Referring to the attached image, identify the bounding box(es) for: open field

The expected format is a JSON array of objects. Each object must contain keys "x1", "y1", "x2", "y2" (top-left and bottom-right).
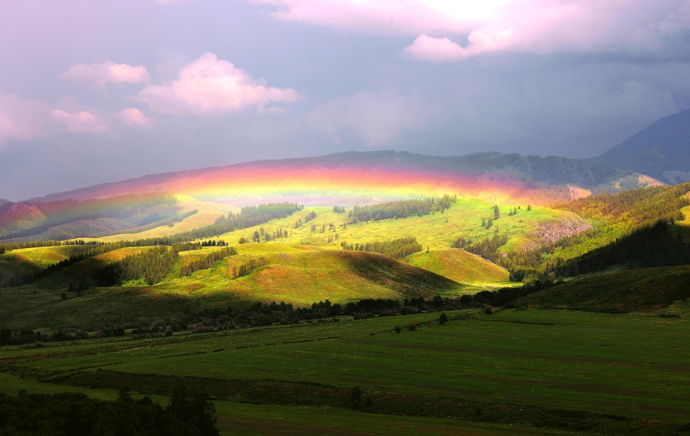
[{"x1": 1, "y1": 309, "x2": 689, "y2": 435}]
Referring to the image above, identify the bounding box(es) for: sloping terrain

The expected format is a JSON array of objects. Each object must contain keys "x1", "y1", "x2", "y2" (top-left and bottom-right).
[
  {"x1": 408, "y1": 249, "x2": 509, "y2": 284},
  {"x1": 29, "y1": 151, "x2": 643, "y2": 207},
  {"x1": 517, "y1": 265, "x2": 690, "y2": 312},
  {"x1": 588, "y1": 107, "x2": 690, "y2": 184}
]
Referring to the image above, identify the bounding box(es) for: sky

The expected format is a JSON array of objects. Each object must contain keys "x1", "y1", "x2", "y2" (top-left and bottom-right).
[{"x1": 1, "y1": 0, "x2": 690, "y2": 201}]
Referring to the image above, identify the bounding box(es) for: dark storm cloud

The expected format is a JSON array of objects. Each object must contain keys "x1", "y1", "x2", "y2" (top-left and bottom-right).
[{"x1": 1, "y1": 0, "x2": 689, "y2": 200}]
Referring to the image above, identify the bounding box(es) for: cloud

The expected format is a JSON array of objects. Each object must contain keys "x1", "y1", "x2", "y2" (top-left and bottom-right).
[
  {"x1": 50, "y1": 109, "x2": 109, "y2": 134},
  {"x1": 307, "y1": 92, "x2": 439, "y2": 146},
  {"x1": 0, "y1": 91, "x2": 51, "y2": 145},
  {"x1": 114, "y1": 108, "x2": 154, "y2": 129},
  {"x1": 60, "y1": 61, "x2": 151, "y2": 86},
  {"x1": 255, "y1": 0, "x2": 690, "y2": 60},
  {"x1": 134, "y1": 53, "x2": 301, "y2": 116}
]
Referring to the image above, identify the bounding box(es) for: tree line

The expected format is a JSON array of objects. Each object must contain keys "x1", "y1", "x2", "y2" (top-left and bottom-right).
[
  {"x1": 180, "y1": 247, "x2": 238, "y2": 277},
  {"x1": 97, "y1": 246, "x2": 178, "y2": 286},
  {"x1": 348, "y1": 195, "x2": 456, "y2": 223},
  {"x1": 0, "y1": 388, "x2": 219, "y2": 436},
  {"x1": 340, "y1": 236, "x2": 422, "y2": 259}
]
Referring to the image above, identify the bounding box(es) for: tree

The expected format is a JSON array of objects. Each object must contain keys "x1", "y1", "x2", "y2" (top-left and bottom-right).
[
  {"x1": 166, "y1": 388, "x2": 220, "y2": 436},
  {"x1": 60, "y1": 292, "x2": 67, "y2": 301},
  {"x1": 439, "y1": 312, "x2": 448, "y2": 325},
  {"x1": 351, "y1": 386, "x2": 362, "y2": 405},
  {"x1": 493, "y1": 205, "x2": 500, "y2": 220}
]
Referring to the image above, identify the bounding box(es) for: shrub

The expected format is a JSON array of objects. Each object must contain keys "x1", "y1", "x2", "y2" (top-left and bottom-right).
[
  {"x1": 439, "y1": 313, "x2": 448, "y2": 325},
  {"x1": 351, "y1": 386, "x2": 362, "y2": 404},
  {"x1": 394, "y1": 326, "x2": 401, "y2": 333},
  {"x1": 484, "y1": 306, "x2": 494, "y2": 315},
  {"x1": 406, "y1": 323, "x2": 417, "y2": 331}
]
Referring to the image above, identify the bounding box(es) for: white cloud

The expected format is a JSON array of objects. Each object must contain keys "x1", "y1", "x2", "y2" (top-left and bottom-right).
[
  {"x1": 134, "y1": 53, "x2": 301, "y2": 116},
  {"x1": 0, "y1": 91, "x2": 51, "y2": 145},
  {"x1": 254, "y1": 0, "x2": 690, "y2": 60},
  {"x1": 50, "y1": 109, "x2": 109, "y2": 134},
  {"x1": 307, "y1": 92, "x2": 439, "y2": 146},
  {"x1": 113, "y1": 108, "x2": 154, "y2": 129},
  {"x1": 60, "y1": 61, "x2": 151, "y2": 86}
]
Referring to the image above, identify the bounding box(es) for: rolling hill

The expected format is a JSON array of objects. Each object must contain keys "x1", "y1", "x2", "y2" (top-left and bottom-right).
[
  {"x1": 588, "y1": 107, "x2": 690, "y2": 184},
  {"x1": 0, "y1": 151, "x2": 659, "y2": 244}
]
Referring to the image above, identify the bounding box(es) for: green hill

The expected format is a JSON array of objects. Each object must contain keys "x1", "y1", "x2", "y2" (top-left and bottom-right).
[
  {"x1": 516, "y1": 265, "x2": 690, "y2": 313},
  {"x1": 408, "y1": 249, "x2": 509, "y2": 284}
]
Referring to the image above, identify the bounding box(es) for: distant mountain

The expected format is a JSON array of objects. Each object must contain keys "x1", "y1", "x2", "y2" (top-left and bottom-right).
[
  {"x1": 1, "y1": 151, "x2": 656, "y2": 241},
  {"x1": 32, "y1": 151, "x2": 644, "y2": 205},
  {"x1": 588, "y1": 108, "x2": 690, "y2": 184},
  {"x1": 0, "y1": 198, "x2": 9, "y2": 206}
]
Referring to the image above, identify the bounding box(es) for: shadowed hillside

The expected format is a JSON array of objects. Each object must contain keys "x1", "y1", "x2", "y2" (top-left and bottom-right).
[
  {"x1": 516, "y1": 265, "x2": 690, "y2": 313},
  {"x1": 588, "y1": 107, "x2": 690, "y2": 184}
]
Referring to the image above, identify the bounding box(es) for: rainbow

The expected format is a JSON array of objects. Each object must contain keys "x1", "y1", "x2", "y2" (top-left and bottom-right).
[{"x1": 37, "y1": 159, "x2": 571, "y2": 207}]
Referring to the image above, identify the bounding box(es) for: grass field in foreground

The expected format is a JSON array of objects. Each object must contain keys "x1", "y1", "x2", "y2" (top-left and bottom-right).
[
  {"x1": 2, "y1": 309, "x2": 689, "y2": 429},
  {"x1": 0, "y1": 374, "x2": 560, "y2": 436}
]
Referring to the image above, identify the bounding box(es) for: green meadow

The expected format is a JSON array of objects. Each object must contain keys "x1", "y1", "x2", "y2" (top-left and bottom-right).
[{"x1": 1, "y1": 309, "x2": 689, "y2": 435}]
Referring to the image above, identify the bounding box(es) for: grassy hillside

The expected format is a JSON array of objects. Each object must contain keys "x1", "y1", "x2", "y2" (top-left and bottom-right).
[
  {"x1": 0, "y1": 245, "x2": 460, "y2": 329},
  {"x1": 1, "y1": 310, "x2": 690, "y2": 435},
  {"x1": 408, "y1": 249, "x2": 509, "y2": 284},
  {"x1": 211, "y1": 200, "x2": 566, "y2": 253},
  {"x1": 517, "y1": 265, "x2": 690, "y2": 313}
]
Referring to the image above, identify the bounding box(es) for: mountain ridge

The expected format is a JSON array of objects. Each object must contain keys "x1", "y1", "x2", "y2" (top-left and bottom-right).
[{"x1": 588, "y1": 107, "x2": 690, "y2": 184}]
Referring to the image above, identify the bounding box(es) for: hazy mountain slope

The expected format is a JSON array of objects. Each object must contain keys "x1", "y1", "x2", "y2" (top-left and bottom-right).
[
  {"x1": 31, "y1": 151, "x2": 638, "y2": 206},
  {"x1": 588, "y1": 108, "x2": 690, "y2": 184}
]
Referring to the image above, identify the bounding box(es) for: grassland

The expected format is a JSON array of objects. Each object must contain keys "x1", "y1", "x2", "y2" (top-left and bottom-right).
[
  {"x1": 0, "y1": 244, "x2": 463, "y2": 329},
  {"x1": 517, "y1": 264, "x2": 690, "y2": 313},
  {"x1": 1, "y1": 309, "x2": 689, "y2": 435}
]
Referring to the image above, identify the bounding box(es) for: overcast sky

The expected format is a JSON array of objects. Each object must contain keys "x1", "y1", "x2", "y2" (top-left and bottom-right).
[{"x1": 1, "y1": 0, "x2": 690, "y2": 201}]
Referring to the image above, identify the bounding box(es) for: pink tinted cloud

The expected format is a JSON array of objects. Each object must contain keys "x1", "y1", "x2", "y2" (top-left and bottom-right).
[
  {"x1": 113, "y1": 108, "x2": 153, "y2": 129},
  {"x1": 50, "y1": 109, "x2": 109, "y2": 134},
  {"x1": 134, "y1": 53, "x2": 300, "y2": 116},
  {"x1": 60, "y1": 61, "x2": 151, "y2": 86},
  {"x1": 254, "y1": 0, "x2": 690, "y2": 60},
  {"x1": 0, "y1": 91, "x2": 51, "y2": 145}
]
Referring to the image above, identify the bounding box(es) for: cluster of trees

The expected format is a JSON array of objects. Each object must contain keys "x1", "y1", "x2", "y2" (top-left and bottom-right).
[
  {"x1": 97, "y1": 246, "x2": 178, "y2": 286},
  {"x1": 252, "y1": 227, "x2": 289, "y2": 242},
  {"x1": 0, "y1": 388, "x2": 219, "y2": 436},
  {"x1": 462, "y1": 234, "x2": 508, "y2": 262},
  {"x1": 180, "y1": 247, "x2": 238, "y2": 277},
  {"x1": 185, "y1": 289, "x2": 551, "y2": 332},
  {"x1": 233, "y1": 257, "x2": 268, "y2": 278},
  {"x1": 333, "y1": 206, "x2": 346, "y2": 213},
  {"x1": 0, "y1": 239, "x2": 63, "y2": 255},
  {"x1": 5, "y1": 202, "x2": 299, "y2": 286},
  {"x1": 304, "y1": 210, "x2": 317, "y2": 222},
  {"x1": 340, "y1": 236, "x2": 422, "y2": 259},
  {"x1": 454, "y1": 184, "x2": 690, "y2": 283},
  {"x1": 0, "y1": 328, "x2": 90, "y2": 346},
  {"x1": 348, "y1": 195, "x2": 456, "y2": 223},
  {"x1": 544, "y1": 221, "x2": 690, "y2": 277}
]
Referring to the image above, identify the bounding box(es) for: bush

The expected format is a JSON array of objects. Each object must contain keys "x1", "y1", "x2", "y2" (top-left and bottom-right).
[
  {"x1": 394, "y1": 326, "x2": 401, "y2": 333},
  {"x1": 406, "y1": 323, "x2": 417, "y2": 331},
  {"x1": 484, "y1": 306, "x2": 494, "y2": 315},
  {"x1": 439, "y1": 313, "x2": 448, "y2": 325}
]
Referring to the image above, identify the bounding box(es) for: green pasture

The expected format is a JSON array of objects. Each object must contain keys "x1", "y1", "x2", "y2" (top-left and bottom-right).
[
  {"x1": 210, "y1": 200, "x2": 564, "y2": 252},
  {"x1": 2, "y1": 309, "x2": 690, "y2": 428}
]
